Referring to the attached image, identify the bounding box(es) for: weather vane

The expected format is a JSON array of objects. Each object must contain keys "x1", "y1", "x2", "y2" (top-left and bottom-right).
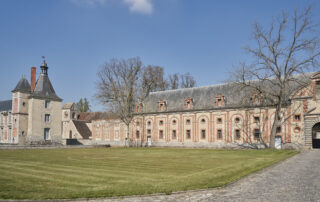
[{"x1": 42, "y1": 56, "x2": 46, "y2": 61}]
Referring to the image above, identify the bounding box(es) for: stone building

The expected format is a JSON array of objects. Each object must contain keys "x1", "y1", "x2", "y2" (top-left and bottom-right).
[
  {"x1": 0, "y1": 60, "x2": 63, "y2": 145},
  {"x1": 89, "y1": 72, "x2": 320, "y2": 149}
]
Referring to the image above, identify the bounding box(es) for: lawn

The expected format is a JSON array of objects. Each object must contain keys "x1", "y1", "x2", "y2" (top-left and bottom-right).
[{"x1": 0, "y1": 147, "x2": 297, "y2": 199}]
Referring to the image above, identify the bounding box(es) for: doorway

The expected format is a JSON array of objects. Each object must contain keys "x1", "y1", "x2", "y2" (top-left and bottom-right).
[{"x1": 312, "y1": 122, "x2": 320, "y2": 148}]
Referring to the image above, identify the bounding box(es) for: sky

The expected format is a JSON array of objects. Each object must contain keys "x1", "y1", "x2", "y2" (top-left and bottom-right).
[{"x1": 0, "y1": 0, "x2": 319, "y2": 111}]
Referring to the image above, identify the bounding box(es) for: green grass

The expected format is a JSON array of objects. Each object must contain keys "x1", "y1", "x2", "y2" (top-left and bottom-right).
[{"x1": 0, "y1": 147, "x2": 297, "y2": 199}]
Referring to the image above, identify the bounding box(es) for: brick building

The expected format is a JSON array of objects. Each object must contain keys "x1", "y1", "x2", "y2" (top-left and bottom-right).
[{"x1": 89, "y1": 72, "x2": 320, "y2": 149}]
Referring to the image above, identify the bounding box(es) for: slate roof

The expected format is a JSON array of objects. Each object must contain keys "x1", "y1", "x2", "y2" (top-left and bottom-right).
[
  {"x1": 73, "y1": 120, "x2": 91, "y2": 139},
  {"x1": 78, "y1": 112, "x2": 117, "y2": 122},
  {"x1": 0, "y1": 100, "x2": 12, "y2": 112},
  {"x1": 12, "y1": 77, "x2": 31, "y2": 93},
  {"x1": 32, "y1": 74, "x2": 62, "y2": 101},
  {"x1": 142, "y1": 73, "x2": 313, "y2": 113}
]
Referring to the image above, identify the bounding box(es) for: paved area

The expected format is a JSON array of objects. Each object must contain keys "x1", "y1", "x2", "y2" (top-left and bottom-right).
[{"x1": 83, "y1": 150, "x2": 320, "y2": 202}]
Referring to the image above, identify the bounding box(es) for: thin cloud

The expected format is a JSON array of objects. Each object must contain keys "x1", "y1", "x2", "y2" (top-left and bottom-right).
[
  {"x1": 124, "y1": 0, "x2": 153, "y2": 15},
  {"x1": 71, "y1": 0, "x2": 153, "y2": 15}
]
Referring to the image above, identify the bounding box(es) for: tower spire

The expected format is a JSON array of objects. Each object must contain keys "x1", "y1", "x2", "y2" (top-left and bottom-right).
[{"x1": 40, "y1": 56, "x2": 48, "y2": 75}]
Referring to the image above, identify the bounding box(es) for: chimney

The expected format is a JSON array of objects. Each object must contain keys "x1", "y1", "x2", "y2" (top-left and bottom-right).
[{"x1": 31, "y1": 67, "x2": 36, "y2": 91}]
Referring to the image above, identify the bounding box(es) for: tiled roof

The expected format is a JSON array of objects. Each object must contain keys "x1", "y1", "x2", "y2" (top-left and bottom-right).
[
  {"x1": 73, "y1": 120, "x2": 91, "y2": 139},
  {"x1": 12, "y1": 77, "x2": 31, "y2": 93},
  {"x1": 0, "y1": 100, "x2": 12, "y2": 112},
  {"x1": 78, "y1": 112, "x2": 117, "y2": 122},
  {"x1": 63, "y1": 102, "x2": 76, "y2": 109},
  {"x1": 32, "y1": 74, "x2": 62, "y2": 101}
]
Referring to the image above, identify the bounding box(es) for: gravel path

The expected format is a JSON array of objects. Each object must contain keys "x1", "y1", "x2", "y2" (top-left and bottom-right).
[{"x1": 84, "y1": 150, "x2": 320, "y2": 202}]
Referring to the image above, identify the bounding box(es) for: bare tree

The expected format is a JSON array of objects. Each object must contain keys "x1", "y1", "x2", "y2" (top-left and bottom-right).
[
  {"x1": 180, "y1": 72, "x2": 196, "y2": 88},
  {"x1": 142, "y1": 65, "x2": 168, "y2": 93},
  {"x1": 96, "y1": 57, "x2": 144, "y2": 146},
  {"x1": 168, "y1": 73, "x2": 180, "y2": 90},
  {"x1": 231, "y1": 6, "x2": 320, "y2": 148}
]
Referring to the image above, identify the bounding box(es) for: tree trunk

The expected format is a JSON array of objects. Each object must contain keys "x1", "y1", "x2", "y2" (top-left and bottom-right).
[
  {"x1": 270, "y1": 103, "x2": 281, "y2": 149},
  {"x1": 126, "y1": 124, "x2": 130, "y2": 147}
]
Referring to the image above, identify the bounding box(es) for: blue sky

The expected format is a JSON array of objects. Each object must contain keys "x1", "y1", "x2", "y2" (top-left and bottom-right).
[{"x1": 0, "y1": 0, "x2": 319, "y2": 111}]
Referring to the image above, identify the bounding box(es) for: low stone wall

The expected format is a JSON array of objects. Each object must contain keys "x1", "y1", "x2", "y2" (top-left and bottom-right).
[{"x1": 0, "y1": 144, "x2": 110, "y2": 150}]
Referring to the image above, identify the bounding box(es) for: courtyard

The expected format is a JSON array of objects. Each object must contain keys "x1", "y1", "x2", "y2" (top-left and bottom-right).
[{"x1": 0, "y1": 147, "x2": 297, "y2": 200}]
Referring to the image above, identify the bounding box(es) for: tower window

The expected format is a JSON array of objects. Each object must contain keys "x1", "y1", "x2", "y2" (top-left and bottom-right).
[
  {"x1": 44, "y1": 128, "x2": 50, "y2": 140},
  {"x1": 45, "y1": 100, "x2": 50, "y2": 108},
  {"x1": 45, "y1": 114, "x2": 50, "y2": 123}
]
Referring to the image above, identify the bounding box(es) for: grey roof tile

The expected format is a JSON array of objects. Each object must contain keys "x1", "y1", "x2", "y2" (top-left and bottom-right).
[
  {"x1": 12, "y1": 77, "x2": 31, "y2": 93},
  {"x1": 32, "y1": 75, "x2": 62, "y2": 101},
  {"x1": 0, "y1": 100, "x2": 12, "y2": 112}
]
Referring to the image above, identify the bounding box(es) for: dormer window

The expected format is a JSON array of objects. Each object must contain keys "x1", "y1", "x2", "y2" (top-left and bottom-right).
[
  {"x1": 251, "y1": 93, "x2": 261, "y2": 104},
  {"x1": 135, "y1": 103, "x2": 143, "y2": 113},
  {"x1": 185, "y1": 97, "x2": 193, "y2": 109},
  {"x1": 158, "y1": 100, "x2": 167, "y2": 112},
  {"x1": 215, "y1": 94, "x2": 225, "y2": 107}
]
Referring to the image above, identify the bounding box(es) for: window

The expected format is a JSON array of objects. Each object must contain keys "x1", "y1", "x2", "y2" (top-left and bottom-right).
[
  {"x1": 186, "y1": 130, "x2": 191, "y2": 139},
  {"x1": 235, "y1": 129, "x2": 240, "y2": 139},
  {"x1": 235, "y1": 117, "x2": 240, "y2": 123},
  {"x1": 136, "y1": 130, "x2": 140, "y2": 139},
  {"x1": 276, "y1": 126, "x2": 281, "y2": 133},
  {"x1": 136, "y1": 121, "x2": 140, "y2": 126},
  {"x1": 172, "y1": 130, "x2": 177, "y2": 139},
  {"x1": 185, "y1": 98, "x2": 193, "y2": 109},
  {"x1": 147, "y1": 129, "x2": 151, "y2": 134},
  {"x1": 159, "y1": 130, "x2": 163, "y2": 139},
  {"x1": 186, "y1": 119, "x2": 191, "y2": 125},
  {"x1": 254, "y1": 129, "x2": 260, "y2": 139},
  {"x1": 0, "y1": 127, "x2": 3, "y2": 140},
  {"x1": 44, "y1": 128, "x2": 50, "y2": 140},
  {"x1": 201, "y1": 129, "x2": 206, "y2": 139},
  {"x1": 21, "y1": 131, "x2": 25, "y2": 137},
  {"x1": 159, "y1": 120, "x2": 163, "y2": 126},
  {"x1": 201, "y1": 119, "x2": 206, "y2": 123},
  {"x1": 45, "y1": 100, "x2": 50, "y2": 108},
  {"x1": 22, "y1": 102, "x2": 26, "y2": 107},
  {"x1": 147, "y1": 121, "x2": 151, "y2": 126},
  {"x1": 69, "y1": 130, "x2": 72, "y2": 139},
  {"x1": 172, "y1": 120, "x2": 177, "y2": 125},
  {"x1": 217, "y1": 129, "x2": 222, "y2": 139},
  {"x1": 217, "y1": 118, "x2": 222, "y2": 124},
  {"x1": 72, "y1": 112, "x2": 76, "y2": 119},
  {"x1": 254, "y1": 116, "x2": 260, "y2": 123},
  {"x1": 316, "y1": 80, "x2": 320, "y2": 85},
  {"x1": 294, "y1": 115, "x2": 301, "y2": 121},
  {"x1": 45, "y1": 114, "x2": 50, "y2": 123}
]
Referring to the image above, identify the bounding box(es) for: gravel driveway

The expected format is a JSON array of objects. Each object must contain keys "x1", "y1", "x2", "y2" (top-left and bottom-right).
[{"x1": 86, "y1": 150, "x2": 320, "y2": 202}]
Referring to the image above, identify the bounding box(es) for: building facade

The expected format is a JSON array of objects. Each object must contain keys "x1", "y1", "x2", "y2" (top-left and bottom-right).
[
  {"x1": 0, "y1": 60, "x2": 63, "y2": 145},
  {"x1": 89, "y1": 72, "x2": 320, "y2": 149}
]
